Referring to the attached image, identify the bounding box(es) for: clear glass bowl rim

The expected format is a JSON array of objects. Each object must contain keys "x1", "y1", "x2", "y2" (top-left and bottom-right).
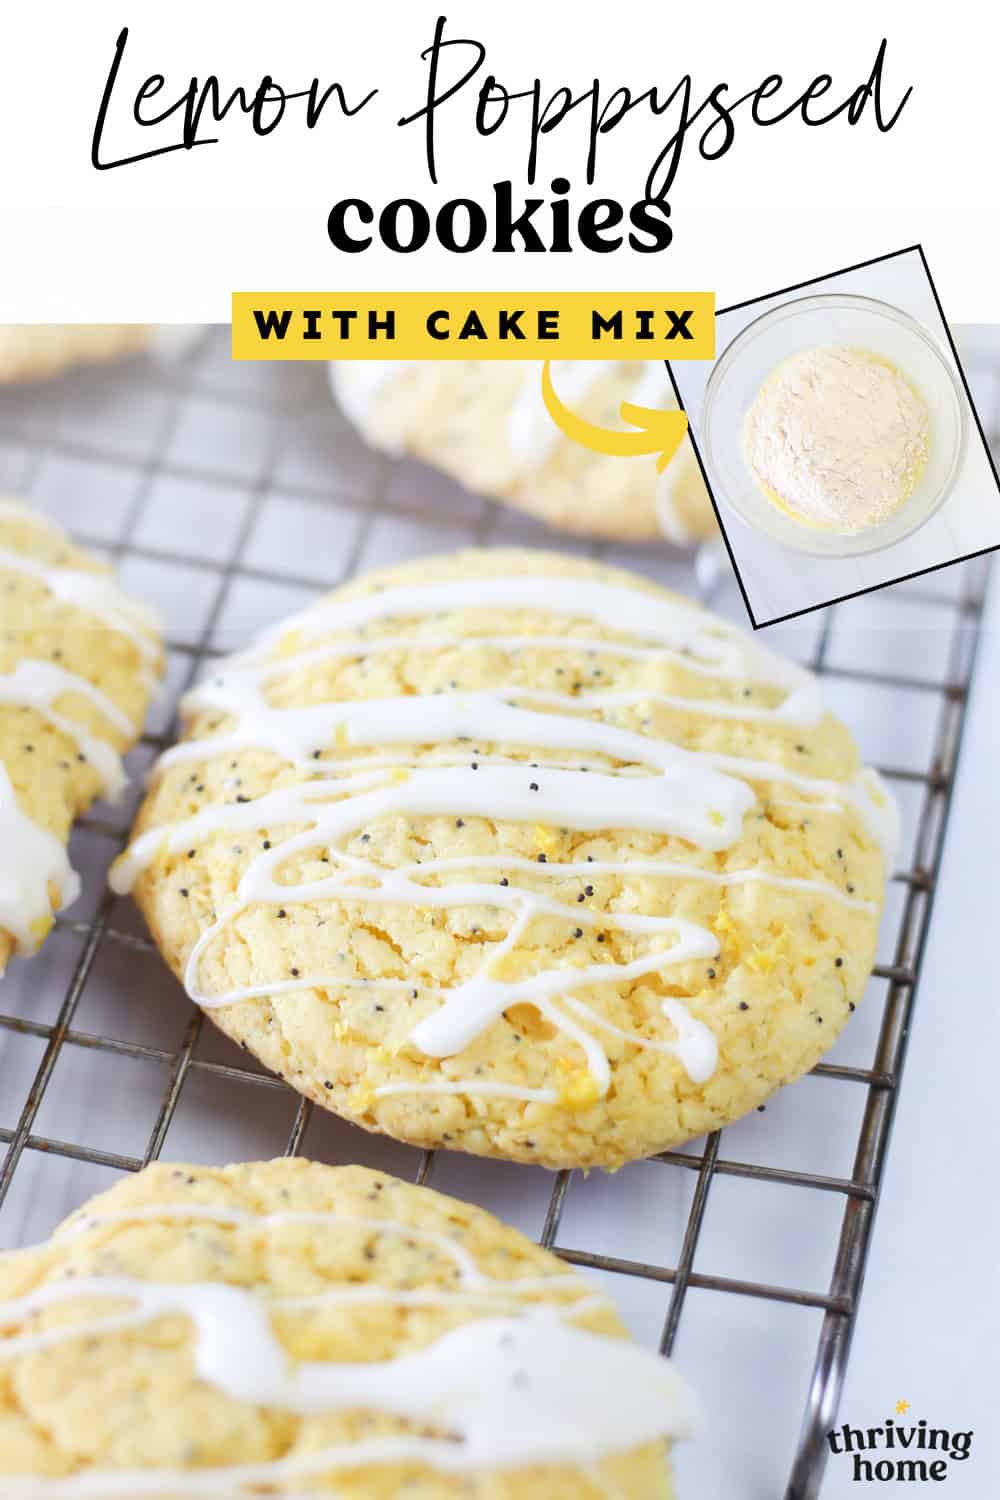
[{"x1": 699, "y1": 291, "x2": 969, "y2": 558}]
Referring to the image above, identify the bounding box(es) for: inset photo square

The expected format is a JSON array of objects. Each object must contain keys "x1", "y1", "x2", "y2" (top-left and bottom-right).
[{"x1": 672, "y1": 245, "x2": 1000, "y2": 628}]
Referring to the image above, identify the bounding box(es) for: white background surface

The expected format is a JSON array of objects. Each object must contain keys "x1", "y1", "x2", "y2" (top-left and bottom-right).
[
  {"x1": 0, "y1": 333, "x2": 995, "y2": 1497},
  {"x1": 1, "y1": 1, "x2": 1000, "y2": 319},
  {"x1": 836, "y1": 565, "x2": 1000, "y2": 1494},
  {"x1": 671, "y1": 249, "x2": 1000, "y2": 626}
]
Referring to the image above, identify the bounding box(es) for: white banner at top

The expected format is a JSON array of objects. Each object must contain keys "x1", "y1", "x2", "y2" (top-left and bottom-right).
[{"x1": 0, "y1": 0, "x2": 996, "y2": 320}]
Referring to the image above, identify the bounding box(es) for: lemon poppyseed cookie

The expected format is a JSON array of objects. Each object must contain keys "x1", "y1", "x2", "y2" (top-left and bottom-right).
[
  {"x1": 0, "y1": 1158, "x2": 699, "y2": 1495},
  {"x1": 330, "y1": 360, "x2": 716, "y2": 543},
  {"x1": 0, "y1": 325, "x2": 202, "y2": 384},
  {"x1": 111, "y1": 548, "x2": 896, "y2": 1169},
  {"x1": 0, "y1": 500, "x2": 163, "y2": 971}
]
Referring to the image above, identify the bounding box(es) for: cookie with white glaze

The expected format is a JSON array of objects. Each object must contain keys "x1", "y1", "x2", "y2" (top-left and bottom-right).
[
  {"x1": 0, "y1": 326, "x2": 201, "y2": 384},
  {"x1": 330, "y1": 360, "x2": 716, "y2": 542},
  {"x1": 112, "y1": 549, "x2": 895, "y2": 1169},
  {"x1": 0, "y1": 500, "x2": 163, "y2": 972},
  {"x1": 0, "y1": 1157, "x2": 697, "y2": 1495}
]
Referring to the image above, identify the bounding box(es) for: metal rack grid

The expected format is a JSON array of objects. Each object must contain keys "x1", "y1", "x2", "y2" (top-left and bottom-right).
[{"x1": 0, "y1": 329, "x2": 992, "y2": 1499}]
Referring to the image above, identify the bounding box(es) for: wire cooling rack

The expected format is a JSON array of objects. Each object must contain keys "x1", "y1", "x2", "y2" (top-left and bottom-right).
[{"x1": 0, "y1": 329, "x2": 992, "y2": 1499}]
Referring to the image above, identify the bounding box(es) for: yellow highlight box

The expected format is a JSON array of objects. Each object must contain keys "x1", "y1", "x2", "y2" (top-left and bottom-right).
[{"x1": 231, "y1": 292, "x2": 714, "y2": 361}]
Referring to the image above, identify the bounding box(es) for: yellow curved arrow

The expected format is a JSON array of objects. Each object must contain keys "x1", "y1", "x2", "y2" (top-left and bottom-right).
[{"x1": 540, "y1": 360, "x2": 688, "y2": 473}]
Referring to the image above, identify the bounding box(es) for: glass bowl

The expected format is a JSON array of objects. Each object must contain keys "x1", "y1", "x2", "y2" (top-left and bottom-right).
[{"x1": 700, "y1": 294, "x2": 968, "y2": 558}]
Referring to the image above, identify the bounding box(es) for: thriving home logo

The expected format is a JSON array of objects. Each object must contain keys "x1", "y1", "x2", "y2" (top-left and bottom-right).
[{"x1": 827, "y1": 1404, "x2": 974, "y2": 1483}]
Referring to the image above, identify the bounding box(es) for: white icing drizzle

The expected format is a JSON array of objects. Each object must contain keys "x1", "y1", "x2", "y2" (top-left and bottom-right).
[
  {"x1": 0, "y1": 1198, "x2": 701, "y2": 1493},
  {"x1": 32, "y1": 1202, "x2": 582, "y2": 1293},
  {"x1": 409, "y1": 930, "x2": 717, "y2": 1075},
  {"x1": 329, "y1": 361, "x2": 676, "y2": 493},
  {"x1": 559, "y1": 991, "x2": 719, "y2": 1081},
  {"x1": 179, "y1": 657, "x2": 823, "y2": 756},
  {"x1": 329, "y1": 360, "x2": 414, "y2": 454},
  {"x1": 150, "y1": 324, "x2": 205, "y2": 362},
  {"x1": 508, "y1": 361, "x2": 609, "y2": 468},
  {"x1": 0, "y1": 1275, "x2": 605, "y2": 1351},
  {"x1": 0, "y1": 543, "x2": 162, "y2": 663},
  {"x1": 254, "y1": 573, "x2": 810, "y2": 697},
  {"x1": 508, "y1": 361, "x2": 672, "y2": 472},
  {"x1": 0, "y1": 657, "x2": 131, "y2": 945},
  {"x1": 0, "y1": 504, "x2": 161, "y2": 955},
  {"x1": 0, "y1": 660, "x2": 133, "y2": 800},
  {"x1": 328, "y1": 357, "x2": 710, "y2": 552},
  {"x1": 851, "y1": 765, "x2": 901, "y2": 870},
  {"x1": 56, "y1": 1203, "x2": 485, "y2": 1282},
  {"x1": 627, "y1": 362, "x2": 673, "y2": 413},
  {"x1": 2, "y1": 1301, "x2": 688, "y2": 1462},
  {"x1": 234, "y1": 630, "x2": 759, "y2": 679},
  {"x1": 112, "y1": 767, "x2": 726, "y2": 1086},
  {"x1": 386, "y1": 853, "x2": 878, "y2": 913},
  {"x1": 162, "y1": 682, "x2": 764, "y2": 825},
  {"x1": 693, "y1": 542, "x2": 724, "y2": 597},
  {"x1": 110, "y1": 570, "x2": 894, "y2": 1101},
  {"x1": 655, "y1": 440, "x2": 703, "y2": 544},
  {"x1": 129, "y1": 762, "x2": 751, "y2": 870},
  {"x1": 0, "y1": 763, "x2": 80, "y2": 952},
  {"x1": 705, "y1": 752, "x2": 899, "y2": 867}
]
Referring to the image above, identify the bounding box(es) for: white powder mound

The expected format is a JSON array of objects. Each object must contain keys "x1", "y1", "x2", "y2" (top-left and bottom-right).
[{"x1": 742, "y1": 346, "x2": 930, "y2": 532}]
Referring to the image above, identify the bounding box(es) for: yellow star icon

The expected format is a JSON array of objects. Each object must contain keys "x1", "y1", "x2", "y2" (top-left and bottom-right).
[{"x1": 895, "y1": 1399, "x2": 911, "y2": 1415}]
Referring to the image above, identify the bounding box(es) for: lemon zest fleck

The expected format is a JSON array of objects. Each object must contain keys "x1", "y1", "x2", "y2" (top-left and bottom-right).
[
  {"x1": 557, "y1": 1069, "x2": 602, "y2": 1111},
  {"x1": 746, "y1": 928, "x2": 788, "y2": 975},
  {"x1": 29, "y1": 914, "x2": 53, "y2": 945},
  {"x1": 713, "y1": 905, "x2": 738, "y2": 937}
]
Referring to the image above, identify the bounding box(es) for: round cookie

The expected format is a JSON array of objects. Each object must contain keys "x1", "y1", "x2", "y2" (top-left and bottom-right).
[
  {"x1": 330, "y1": 361, "x2": 717, "y2": 543},
  {"x1": 0, "y1": 1157, "x2": 698, "y2": 1495},
  {"x1": 0, "y1": 326, "x2": 202, "y2": 385},
  {"x1": 0, "y1": 500, "x2": 163, "y2": 972},
  {"x1": 112, "y1": 548, "x2": 896, "y2": 1170}
]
